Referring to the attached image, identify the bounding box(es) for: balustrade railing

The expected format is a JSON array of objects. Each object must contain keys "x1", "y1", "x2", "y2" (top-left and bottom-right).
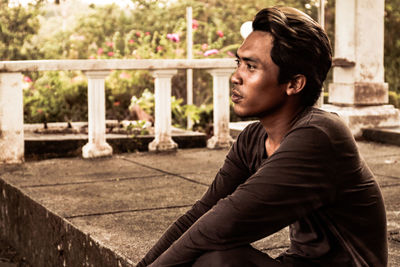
[{"x1": 0, "y1": 59, "x2": 236, "y2": 163}]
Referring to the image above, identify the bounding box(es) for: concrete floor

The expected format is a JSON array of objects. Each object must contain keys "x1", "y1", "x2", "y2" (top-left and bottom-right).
[{"x1": 0, "y1": 141, "x2": 400, "y2": 266}]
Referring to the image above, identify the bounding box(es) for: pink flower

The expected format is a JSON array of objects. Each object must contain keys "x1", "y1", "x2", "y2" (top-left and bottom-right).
[
  {"x1": 167, "y1": 33, "x2": 180, "y2": 42},
  {"x1": 23, "y1": 76, "x2": 32, "y2": 83},
  {"x1": 108, "y1": 51, "x2": 114, "y2": 57},
  {"x1": 106, "y1": 41, "x2": 114, "y2": 47},
  {"x1": 217, "y1": 30, "x2": 224, "y2": 38},
  {"x1": 113, "y1": 101, "x2": 120, "y2": 107},
  {"x1": 119, "y1": 72, "x2": 131, "y2": 79},
  {"x1": 156, "y1": 46, "x2": 163, "y2": 52},
  {"x1": 192, "y1": 19, "x2": 199, "y2": 30},
  {"x1": 136, "y1": 31, "x2": 141, "y2": 37},
  {"x1": 226, "y1": 51, "x2": 235, "y2": 57},
  {"x1": 88, "y1": 55, "x2": 96, "y2": 59},
  {"x1": 201, "y1": 43, "x2": 208, "y2": 51},
  {"x1": 37, "y1": 108, "x2": 43, "y2": 114},
  {"x1": 129, "y1": 39, "x2": 135, "y2": 44},
  {"x1": 97, "y1": 47, "x2": 104, "y2": 55},
  {"x1": 204, "y1": 49, "x2": 219, "y2": 57},
  {"x1": 145, "y1": 31, "x2": 150, "y2": 36}
]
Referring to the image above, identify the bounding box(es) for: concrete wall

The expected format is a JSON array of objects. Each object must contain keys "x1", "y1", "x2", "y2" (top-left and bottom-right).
[{"x1": 0, "y1": 178, "x2": 134, "y2": 267}]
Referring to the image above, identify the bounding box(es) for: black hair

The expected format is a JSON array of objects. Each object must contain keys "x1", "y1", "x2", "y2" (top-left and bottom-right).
[{"x1": 252, "y1": 7, "x2": 332, "y2": 106}]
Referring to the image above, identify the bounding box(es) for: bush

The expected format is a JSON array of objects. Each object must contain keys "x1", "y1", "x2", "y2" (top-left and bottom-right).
[
  {"x1": 22, "y1": 0, "x2": 329, "y2": 132},
  {"x1": 106, "y1": 70, "x2": 154, "y2": 121},
  {"x1": 389, "y1": 91, "x2": 400, "y2": 108},
  {"x1": 23, "y1": 71, "x2": 88, "y2": 123},
  {"x1": 130, "y1": 89, "x2": 215, "y2": 131}
]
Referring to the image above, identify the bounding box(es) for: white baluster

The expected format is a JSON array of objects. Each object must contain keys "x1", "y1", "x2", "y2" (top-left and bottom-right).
[
  {"x1": 82, "y1": 71, "x2": 113, "y2": 158},
  {"x1": 207, "y1": 69, "x2": 235, "y2": 149},
  {"x1": 0, "y1": 73, "x2": 24, "y2": 163},
  {"x1": 148, "y1": 70, "x2": 178, "y2": 152}
]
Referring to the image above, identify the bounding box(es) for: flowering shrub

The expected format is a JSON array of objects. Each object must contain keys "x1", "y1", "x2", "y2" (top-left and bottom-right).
[
  {"x1": 166, "y1": 33, "x2": 180, "y2": 43},
  {"x1": 23, "y1": 71, "x2": 88, "y2": 124},
  {"x1": 24, "y1": 1, "x2": 244, "y2": 131},
  {"x1": 203, "y1": 49, "x2": 219, "y2": 57}
]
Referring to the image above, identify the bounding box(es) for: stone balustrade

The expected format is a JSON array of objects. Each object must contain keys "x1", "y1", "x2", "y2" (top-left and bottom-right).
[{"x1": 0, "y1": 59, "x2": 236, "y2": 163}]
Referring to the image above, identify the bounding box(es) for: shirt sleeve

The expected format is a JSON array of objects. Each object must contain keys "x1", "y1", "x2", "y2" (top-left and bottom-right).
[
  {"x1": 148, "y1": 127, "x2": 337, "y2": 266},
  {"x1": 136, "y1": 128, "x2": 252, "y2": 266}
]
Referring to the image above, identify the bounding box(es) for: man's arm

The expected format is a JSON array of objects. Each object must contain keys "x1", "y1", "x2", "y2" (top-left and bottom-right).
[
  {"x1": 149, "y1": 127, "x2": 336, "y2": 266},
  {"x1": 137, "y1": 127, "x2": 252, "y2": 266}
]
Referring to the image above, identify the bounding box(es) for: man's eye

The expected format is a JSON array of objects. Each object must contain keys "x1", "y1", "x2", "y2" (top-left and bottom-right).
[
  {"x1": 247, "y1": 64, "x2": 256, "y2": 70},
  {"x1": 235, "y1": 59, "x2": 241, "y2": 66}
]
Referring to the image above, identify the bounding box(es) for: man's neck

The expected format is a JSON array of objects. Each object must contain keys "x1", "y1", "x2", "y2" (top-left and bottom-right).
[{"x1": 260, "y1": 103, "x2": 306, "y2": 156}]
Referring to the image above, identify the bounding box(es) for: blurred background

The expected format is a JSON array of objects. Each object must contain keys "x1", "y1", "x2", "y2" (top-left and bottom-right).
[{"x1": 1, "y1": 0, "x2": 399, "y2": 134}]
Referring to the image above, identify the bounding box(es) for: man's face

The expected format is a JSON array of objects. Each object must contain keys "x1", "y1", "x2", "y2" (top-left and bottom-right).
[{"x1": 231, "y1": 31, "x2": 288, "y2": 118}]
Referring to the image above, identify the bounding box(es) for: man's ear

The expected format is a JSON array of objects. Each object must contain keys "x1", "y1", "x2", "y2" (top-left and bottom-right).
[{"x1": 286, "y1": 74, "x2": 306, "y2": 96}]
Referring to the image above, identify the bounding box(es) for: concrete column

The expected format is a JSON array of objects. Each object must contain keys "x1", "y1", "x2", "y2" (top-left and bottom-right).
[
  {"x1": 207, "y1": 69, "x2": 235, "y2": 149},
  {"x1": 186, "y1": 7, "x2": 194, "y2": 130},
  {"x1": 325, "y1": 0, "x2": 400, "y2": 136},
  {"x1": 148, "y1": 70, "x2": 178, "y2": 152},
  {"x1": 0, "y1": 73, "x2": 24, "y2": 163},
  {"x1": 82, "y1": 71, "x2": 113, "y2": 158}
]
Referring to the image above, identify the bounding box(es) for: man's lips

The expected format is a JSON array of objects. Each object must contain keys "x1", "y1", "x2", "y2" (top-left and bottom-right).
[{"x1": 231, "y1": 89, "x2": 243, "y2": 103}]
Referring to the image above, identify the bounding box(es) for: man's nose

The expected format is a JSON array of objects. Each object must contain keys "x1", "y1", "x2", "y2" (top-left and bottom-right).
[{"x1": 231, "y1": 69, "x2": 242, "y2": 85}]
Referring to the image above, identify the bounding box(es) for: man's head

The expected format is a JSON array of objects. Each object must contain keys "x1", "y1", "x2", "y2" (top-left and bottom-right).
[{"x1": 252, "y1": 7, "x2": 332, "y2": 107}]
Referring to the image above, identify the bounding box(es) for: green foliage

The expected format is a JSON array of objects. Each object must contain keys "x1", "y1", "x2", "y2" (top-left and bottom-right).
[
  {"x1": 15, "y1": 0, "x2": 400, "y2": 135},
  {"x1": 125, "y1": 120, "x2": 150, "y2": 136},
  {"x1": 23, "y1": 71, "x2": 88, "y2": 123},
  {"x1": 385, "y1": 0, "x2": 400, "y2": 94},
  {"x1": 23, "y1": 69, "x2": 156, "y2": 124},
  {"x1": 106, "y1": 70, "x2": 154, "y2": 120},
  {"x1": 0, "y1": 0, "x2": 44, "y2": 60},
  {"x1": 130, "y1": 89, "x2": 215, "y2": 131},
  {"x1": 389, "y1": 91, "x2": 400, "y2": 108},
  {"x1": 130, "y1": 88, "x2": 155, "y2": 116}
]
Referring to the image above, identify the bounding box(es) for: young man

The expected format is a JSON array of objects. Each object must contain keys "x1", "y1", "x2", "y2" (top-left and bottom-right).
[{"x1": 138, "y1": 6, "x2": 388, "y2": 266}]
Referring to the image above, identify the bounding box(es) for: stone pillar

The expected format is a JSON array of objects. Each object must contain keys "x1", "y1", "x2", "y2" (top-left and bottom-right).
[
  {"x1": 82, "y1": 71, "x2": 113, "y2": 158},
  {"x1": 148, "y1": 70, "x2": 178, "y2": 152},
  {"x1": 207, "y1": 69, "x2": 235, "y2": 149},
  {"x1": 324, "y1": 0, "x2": 400, "y2": 136},
  {"x1": 0, "y1": 73, "x2": 24, "y2": 164}
]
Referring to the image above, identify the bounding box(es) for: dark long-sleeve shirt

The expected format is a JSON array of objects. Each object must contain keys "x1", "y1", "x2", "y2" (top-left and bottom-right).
[{"x1": 138, "y1": 107, "x2": 388, "y2": 267}]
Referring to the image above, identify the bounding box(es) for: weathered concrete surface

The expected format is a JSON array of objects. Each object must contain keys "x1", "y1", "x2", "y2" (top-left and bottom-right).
[
  {"x1": 322, "y1": 104, "x2": 400, "y2": 137},
  {"x1": 0, "y1": 179, "x2": 133, "y2": 267},
  {"x1": 1, "y1": 142, "x2": 400, "y2": 266},
  {"x1": 0, "y1": 73, "x2": 24, "y2": 164},
  {"x1": 0, "y1": 59, "x2": 236, "y2": 72},
  {"x1": 363, "y1": 127, "x2": 400, "y2": 147}
]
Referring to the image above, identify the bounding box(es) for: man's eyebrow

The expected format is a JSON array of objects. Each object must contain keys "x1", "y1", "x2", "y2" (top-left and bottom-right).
[{"x1": 235, "y1": 52, "x2": 259, "y2": 63}]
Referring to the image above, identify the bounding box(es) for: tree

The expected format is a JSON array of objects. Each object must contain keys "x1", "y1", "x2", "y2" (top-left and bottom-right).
[
  {"x1": 0, "y1": 0, "x2": 44, "y2": 60},
  {"x1": 385, "y1": 0, "x2": 400, "y2": 94}
]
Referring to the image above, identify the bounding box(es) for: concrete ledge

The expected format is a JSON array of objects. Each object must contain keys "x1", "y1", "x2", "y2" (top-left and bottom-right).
[
  {"x1": 0, "y1": 58, "x2": 236, "y2": 72},
  {"x1": 25, "y1": 131, "x2": 207, "y2": 160},
  {"x1": 322, "y1": 104, "x2": 400, "y2": 137},
  {"x1": 362, "y1": 127, "x2": 400, "y2": 146},
  {"x1": 0, "y1": 178, "x2": 134, "y2": 267}
]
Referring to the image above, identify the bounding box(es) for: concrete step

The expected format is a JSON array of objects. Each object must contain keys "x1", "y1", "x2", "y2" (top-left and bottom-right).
[
  {"x1": 24, "y1": 122, "x2": 207, "y2": 160},
  {"x1": 362, "y1": 127, "x2": 400, "y2": 146}
]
